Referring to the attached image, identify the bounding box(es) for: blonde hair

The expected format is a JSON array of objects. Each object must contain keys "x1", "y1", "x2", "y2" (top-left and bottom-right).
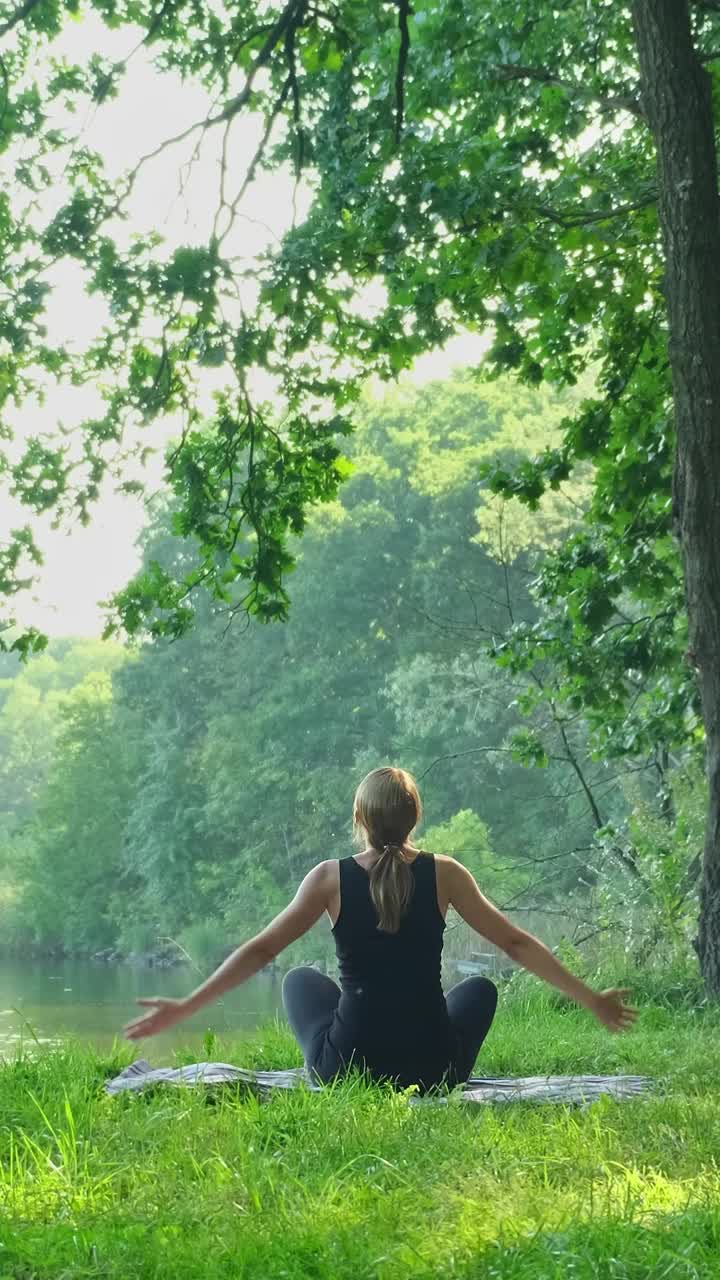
[{"x1": 353, "y1": 766, "x2": 422, "y2": 933}]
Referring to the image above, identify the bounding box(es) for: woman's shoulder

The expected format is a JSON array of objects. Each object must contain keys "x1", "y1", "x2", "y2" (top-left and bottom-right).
[
  {"x1": 302, "y1": 859, "x2": 342, "y2": 891},
  {"x1": 313, "y1": 858, "x2": 343, "y2": 875},
  {"x1": 426, "y1": 853, "x2": 465, "y2": 886},
  {"x1": 417, "y1": 851, "x2": 454, "y2": 867}
]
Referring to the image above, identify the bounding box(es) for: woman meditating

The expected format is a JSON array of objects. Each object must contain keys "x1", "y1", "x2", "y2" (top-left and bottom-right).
[{"x1": 125, "y1": 766, "x2": 637, "y2": 1089}]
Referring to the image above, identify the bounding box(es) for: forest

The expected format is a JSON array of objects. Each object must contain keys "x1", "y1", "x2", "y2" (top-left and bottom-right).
[
  {"x1": 4, "y1": 2, "x2": 720, "y2": 1277},
  {"x1": 0, "y1": 372, "x2": 702, "y2": 976},
  {"x1": 3, "y1": 0, "x2": 719, "y2": 1006}
]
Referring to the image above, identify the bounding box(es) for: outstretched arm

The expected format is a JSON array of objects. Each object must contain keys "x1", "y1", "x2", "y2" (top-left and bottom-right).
[
  {"x1": 446, "y1": 859, "x2": 637, "y2": 1033},
  {"x1": 124, "y1": 861, "x2": 332, "y2": 1040}
]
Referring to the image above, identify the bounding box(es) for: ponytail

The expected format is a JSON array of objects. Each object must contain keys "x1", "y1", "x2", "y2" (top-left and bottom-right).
[
  {"x1": 368, "y1": 842, "x2": 414, "y2": 934},
  {"x1": 353, "y1": 766, "x2": 422, "y2": 932}
]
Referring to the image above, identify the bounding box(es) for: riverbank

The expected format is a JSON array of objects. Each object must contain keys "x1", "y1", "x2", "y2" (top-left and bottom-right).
[
  {"x1": 0, "y1": 939, "x2": 293, "y2": 971},
  {"x1": 1, "y1": 976, "x2": 719, "y2": 1279},
  {"x1": 0, "y1": 943, "x2": 189, "y2": 969}
]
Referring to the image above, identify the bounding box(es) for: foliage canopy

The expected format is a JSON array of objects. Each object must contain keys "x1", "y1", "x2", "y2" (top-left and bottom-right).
[{"x1": 3, "y1": 0, "x2": 715, "y2": 666}]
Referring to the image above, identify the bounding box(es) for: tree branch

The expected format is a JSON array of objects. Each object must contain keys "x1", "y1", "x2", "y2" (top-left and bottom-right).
[
  {"x1": 533, "y1": 194, "x2": 657, "y2": 229},
  {"x1": 129, "y1": 0, "x2": 307, "y2": 185},
  {"x1": 284, "y1": 1, "x2": 306, "y2": 176},
  {"x1": 216, "y1": 77, "x2": 292, "y2": 243},
  {"x1": 572, "y1": 923, "x2": 620, "y2": 947},
  {"x1": 548, "y1": 706, "x2": 649, "y2": 886},
  {"x1": 395, "y1": 0, "x2": 412, "y2": 144},
  {"x1": 217, "y1": 0, "x2": 307, "y2": 125},
  {"x1": 355, "y1": 192, "x2": 657, "y2": 273},
  {"x1": 0, "y1": 53, "x2": 8, "y2": 132},
  {"x1": 499, "y1": 865, "x2": 568, "y2": 908},
  {"x1": 554, "y1": 716, "x2": 604, "y2": 828},
  {"x1": 418, "y1": 744, "x2": 569, "y2": 781},
  {"x1": 493, "y1": 63, "x2": 644, "y2": 119},
  {"x1": 493, "y1": 845, "x2": 595, "y2": 872},
  {"x1": 0, "y1": 0, "x2": 43, "y2": 39}
]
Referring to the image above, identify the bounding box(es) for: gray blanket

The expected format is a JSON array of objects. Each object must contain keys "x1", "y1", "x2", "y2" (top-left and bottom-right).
[{"x1": 107, "y1": 1059, "x2": 652, "y2": 1105}]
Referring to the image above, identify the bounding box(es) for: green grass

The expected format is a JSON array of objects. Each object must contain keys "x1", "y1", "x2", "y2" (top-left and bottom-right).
[{"x1": 0, "y1": 986, "x2": 719, "y2": 1279}]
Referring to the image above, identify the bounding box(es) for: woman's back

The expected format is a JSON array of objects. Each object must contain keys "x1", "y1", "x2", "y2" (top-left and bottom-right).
[
  {"x1": 328, "y1": 852, "x2": 453, "y2": 1088},
  {"x1": 333, "y1": 852, "x2": 445, "y2": 995}
]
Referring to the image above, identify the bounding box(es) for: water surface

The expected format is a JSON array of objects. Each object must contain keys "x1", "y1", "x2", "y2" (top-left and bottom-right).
[{"x1": 0, "y1": 956, "x2": 284, "y2": 1060}]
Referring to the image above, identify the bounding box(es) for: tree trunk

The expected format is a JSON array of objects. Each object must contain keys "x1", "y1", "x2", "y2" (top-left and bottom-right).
[{"x1": 630, "y1": 0, "x2": 720, "y2": 991}]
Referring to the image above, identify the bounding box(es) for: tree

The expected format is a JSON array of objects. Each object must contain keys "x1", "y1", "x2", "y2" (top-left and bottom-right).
[
  {"x1": 3, "y1": 374, "x2": 617, "y2": 956},
  {"x1": 3, "y1": 1, "x2": 720, "y2": 981},
  {"x1": 7, "y1": 671, "x2": 139, "y2": 952},
  {"x1": 0, "y1": 0, "x2": 656, "y2": 643},
  {"x1": 630, "y1": 0, "x2": 720, "y2": 989},
  {"x1": 0, "y1": 638, "x2": 127, "y2": 823}
]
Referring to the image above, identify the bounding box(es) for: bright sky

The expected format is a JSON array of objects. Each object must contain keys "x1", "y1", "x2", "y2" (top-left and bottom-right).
[{"x1": 4, "y1": 16, "x2": 489, "y2": 639}]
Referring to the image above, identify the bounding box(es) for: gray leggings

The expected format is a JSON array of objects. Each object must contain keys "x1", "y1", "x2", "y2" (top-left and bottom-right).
[{"x1": 282, "y1": 967, "x2": 498, "y2": 1085}]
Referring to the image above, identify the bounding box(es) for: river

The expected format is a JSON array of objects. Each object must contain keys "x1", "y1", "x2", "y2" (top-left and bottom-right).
[{"x1": 0, "y1": 956, "x2": 284, "y2": 1060}]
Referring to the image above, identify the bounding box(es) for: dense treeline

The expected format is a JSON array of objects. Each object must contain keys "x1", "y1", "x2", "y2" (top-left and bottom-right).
[{"x1": 0, "y1": 376, "x2": 701, "y2": 968}]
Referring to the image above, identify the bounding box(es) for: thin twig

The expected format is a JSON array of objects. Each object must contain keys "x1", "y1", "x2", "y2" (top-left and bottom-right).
[
  {"x1": 573, "y1": 923, "x2": 620, "y2": 947},
  {"x1": 217, "y1": 77, "x2": 292, "y2": 244},
  {"x1": 126, "y1": 0, "x2": 306, "y2": 192},
  {"x1": 418, "y1": 744, "x2": 568, "y2": 780}
]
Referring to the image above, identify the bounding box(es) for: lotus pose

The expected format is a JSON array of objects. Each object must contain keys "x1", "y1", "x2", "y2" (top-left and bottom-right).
[{"x1": 125, "y1": 767, "x2": 637, "y2": 1089}]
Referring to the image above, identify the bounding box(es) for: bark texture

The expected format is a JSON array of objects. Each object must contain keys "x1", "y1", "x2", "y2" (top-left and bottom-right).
[{"x1": 631, "y1": 0, "x2": 720, "y2": 990}]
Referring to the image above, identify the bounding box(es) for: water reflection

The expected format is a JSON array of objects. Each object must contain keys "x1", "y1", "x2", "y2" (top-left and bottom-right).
[{"x1": 0, "y1": 957, "x2": 284, "y2": 1060}]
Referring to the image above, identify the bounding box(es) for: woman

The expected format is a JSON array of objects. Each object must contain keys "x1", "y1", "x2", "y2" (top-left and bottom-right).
[{"x1": 125, "y1": 766, "x2": 637, "y2": 1089}]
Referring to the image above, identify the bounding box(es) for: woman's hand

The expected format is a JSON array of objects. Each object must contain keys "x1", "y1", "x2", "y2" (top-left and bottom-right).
[
  {"x1": 589, "y1": 988, "x2": 638, "y2": 1032},
  {"x1": 121, "y1": 865, "x2": 332, "y2": 1043},
  {"x1": 124, "y1": 996, "x2": 189, "y2": 1041}
]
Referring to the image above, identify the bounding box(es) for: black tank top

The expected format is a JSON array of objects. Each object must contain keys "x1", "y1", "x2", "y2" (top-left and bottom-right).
[{"x1": 328, "y1": 853, "x2": 453, "y2": 1089}]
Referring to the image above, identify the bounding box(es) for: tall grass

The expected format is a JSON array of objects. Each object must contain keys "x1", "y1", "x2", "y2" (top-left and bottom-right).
[{"x1": 0, "y1": 984, "x2": 718, "y2": 1278}]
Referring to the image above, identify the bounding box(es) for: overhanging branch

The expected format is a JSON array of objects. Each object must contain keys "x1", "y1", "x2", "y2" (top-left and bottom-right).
[
  {"x1": 395, "y1": 0, "x2": 412, "y2": 144},
  {"x1": 493, "y1": 63, "x2": 644, "y2": 119},
  {"x1": 533, "y1": 194, "x2": 657, "y2": 228},
  {"x1": 283, "y1": 0, "x2": 307, "y2": 176},
  {"x1": 0, "y1": 0, "x2": 43, "y2": 39},
  {"x1": 129, "y1": 0, "x2": 308, "y2": 185}
]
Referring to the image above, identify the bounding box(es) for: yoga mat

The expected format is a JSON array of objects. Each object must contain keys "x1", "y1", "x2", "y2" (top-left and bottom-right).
[{"x1": 107, "y1": 1059, "x2": 652, "y2": 1105}]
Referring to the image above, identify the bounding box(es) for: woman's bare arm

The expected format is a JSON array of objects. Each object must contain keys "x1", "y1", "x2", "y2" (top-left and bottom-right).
[
  {"x1": 125, "y1": 862, "x2": 333, "y2": 1040},
  {"x1": 445, "y1": 859, "x2": 637, "y2": 1032}
]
